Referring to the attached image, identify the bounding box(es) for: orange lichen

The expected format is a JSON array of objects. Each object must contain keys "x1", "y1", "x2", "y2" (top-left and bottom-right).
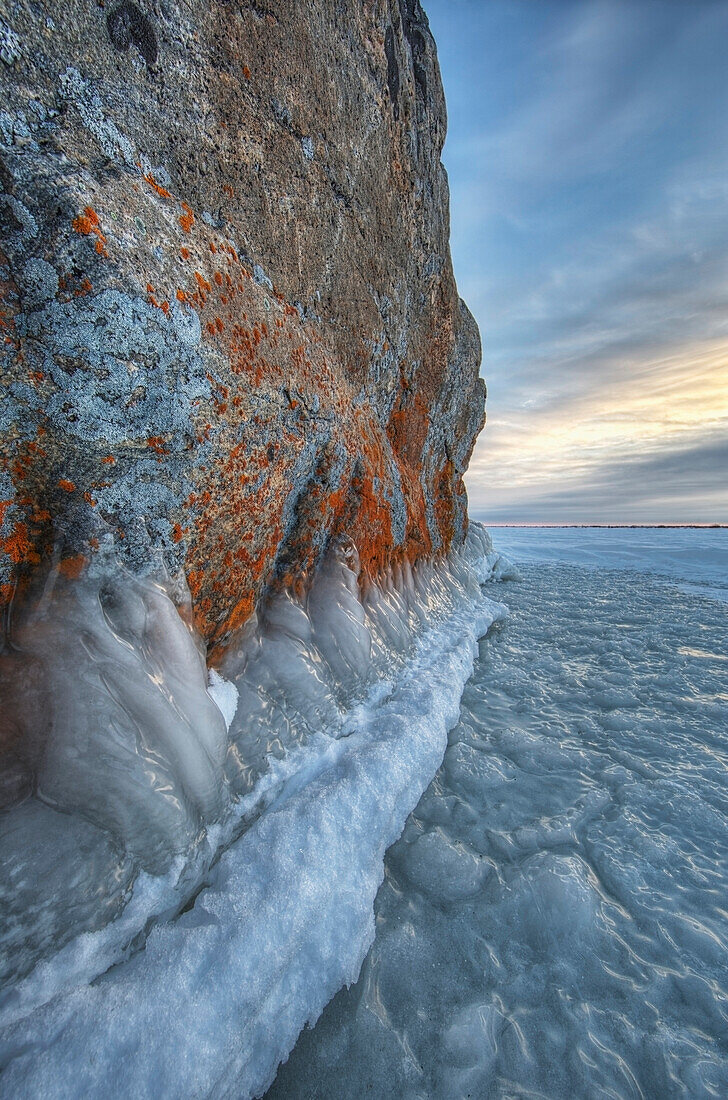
[
  {"x1": 72, "y1": 206, "x2": 108, "y2": 257},
  {"x1": 102, "y1": 455, "x2": 116, "y2": 464},
  {"x1": 143, "y1": 173, "x2": 172, "y2": 199},
  {"x1": 157, "y1": 233, "x2": 457, "y2": 643},
  {"x1": 0, "y1": 522, "x2": 40, "y2": 566},
  {"x1": 219, "y1": 591, "x2": 254, "y2": 639},
  {"x1": 431, "y1": 459, "x2": 456, "y2": 544},
  {"x1": 57, "y1": 479, "x2": 76, "y2": 493},
  {"x1": 186, "y1": 568, "x2": 204, "y2": 601},
  {"x1": 179, "y1": 203, "x2": 195, "y2": 233},
  {"x1": 11, "y1": 457, "x2": 27, "y2": 481},
  {"x1": 72, "y1": 206, "x2": 99, "y2": 232},
  {"x1": 147, "y1": 436, "x2": 169, "y2": 456}
]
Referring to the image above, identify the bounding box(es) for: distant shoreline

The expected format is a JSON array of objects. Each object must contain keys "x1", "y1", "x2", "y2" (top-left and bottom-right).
[{"x1": 483, "y1": 523, "x2": 728, "y2": 530}]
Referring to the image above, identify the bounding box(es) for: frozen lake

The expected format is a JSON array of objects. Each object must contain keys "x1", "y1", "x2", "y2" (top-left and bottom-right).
[
  {"x1": 2, "y1": 527, "x2": 726, "y2": 1098},
  {"x1": 269, "y1": 528, "x2": 728, "y2": 1098},
  {"x1": 492, "y1": 525, "x2": 728, "y2": 601}
]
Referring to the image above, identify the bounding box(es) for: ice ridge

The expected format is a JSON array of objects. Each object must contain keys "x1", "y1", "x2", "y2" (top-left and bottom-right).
[{"x1": 0, "y1": 525, "x2": 512, "y2": 1098}]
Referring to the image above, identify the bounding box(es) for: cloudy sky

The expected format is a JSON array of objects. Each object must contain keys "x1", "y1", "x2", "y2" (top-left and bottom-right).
[{"x1": 426, "y1": 0, "x2": 728, "y2": 524}]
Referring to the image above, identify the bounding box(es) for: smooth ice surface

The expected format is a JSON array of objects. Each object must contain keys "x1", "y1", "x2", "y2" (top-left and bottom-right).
[
  {"x1": 0, "y1": 528, "x2": 507, "y2": 1098},
  {"x1": 268, "y1": 529, "x2": 728, "y2": 1099},
  {"x1": 492, "y1": 525, "x2": 728, "y2": 600}
]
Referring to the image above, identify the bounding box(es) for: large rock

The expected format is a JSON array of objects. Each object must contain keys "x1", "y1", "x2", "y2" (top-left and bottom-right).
[{"x1": 0, "y1": 0, "x2": 484, "y2": 648}]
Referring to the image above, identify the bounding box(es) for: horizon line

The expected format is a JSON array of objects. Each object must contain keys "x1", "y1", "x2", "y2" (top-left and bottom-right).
[{"x1": 480, "y1": 523, "x2": 728, "y2": 529}]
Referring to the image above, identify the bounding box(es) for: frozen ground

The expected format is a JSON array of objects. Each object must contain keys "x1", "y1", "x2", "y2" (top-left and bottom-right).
[{"x1": 268, "y1": 529, "x2": 728, "y2": 1099}]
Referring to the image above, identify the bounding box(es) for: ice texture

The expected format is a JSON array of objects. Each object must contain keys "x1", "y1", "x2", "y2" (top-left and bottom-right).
[
  {"x1": 0, "y1": 526, "x2": 506, "y2": 1097},
  {"x1": 268, "y1": 532, "x2": 728, "y2": 1099},
  {"x1": 492, "y1": 524, "x2": 728, "y2": 599},
  {"x1": 207, "y1": 668, "x2": 239, "y2": 731}
]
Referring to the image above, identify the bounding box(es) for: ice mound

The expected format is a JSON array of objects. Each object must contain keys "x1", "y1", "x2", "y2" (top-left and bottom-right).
[
  {"x1": 1, "y1": 567, "x2": 230, "y2": 873},
  {"x1": 442, "y1": 1001, "x2": 504, "y2": 1096},
  {"x1": 481, "y1": 540, "x2": 521, "y2": 582},
  {"x1": 397, "y1": 827, "x2": 490, "y2": 902},
  {"x1": 498, "y1": 851, "x2": 600, "y2": 952},
  {"x1": 0, "y1": 524, "x2": 506, "y2": 1097}
]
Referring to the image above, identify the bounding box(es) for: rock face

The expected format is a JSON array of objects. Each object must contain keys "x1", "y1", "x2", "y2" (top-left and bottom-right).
[{"x1": 0, "y1": 0, "x2": 484, "y2": 648}]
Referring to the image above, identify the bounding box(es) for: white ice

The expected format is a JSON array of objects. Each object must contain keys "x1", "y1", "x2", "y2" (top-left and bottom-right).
[
  {"x1": 207, "y1": 668, "x2": 239, "y2": 731},
  {"x1": 268, "y1": 527, "x2": 728, "y2": 1099},
  {"x1": 0, "y1": 526, "x2": 508, "y2": 1097}
]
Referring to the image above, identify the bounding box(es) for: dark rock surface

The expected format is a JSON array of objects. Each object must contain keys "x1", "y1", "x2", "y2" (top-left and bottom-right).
[{"x1": 0, "y1": 0, "x2": 484, "y2": 648}]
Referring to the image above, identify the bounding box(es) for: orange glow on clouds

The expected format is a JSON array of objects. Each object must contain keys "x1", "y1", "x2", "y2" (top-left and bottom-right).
[{"x1": 466, "y1": 338, "x2": 728, "y2": 522}]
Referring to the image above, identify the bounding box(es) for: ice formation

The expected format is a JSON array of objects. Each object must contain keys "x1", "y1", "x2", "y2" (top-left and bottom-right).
[
  {"x1": 0, "y1": 525, "x2": 509, "y2": 1097},
  {"x1": 269, "y1": 531, "x2": 728, "y2": 1099}
]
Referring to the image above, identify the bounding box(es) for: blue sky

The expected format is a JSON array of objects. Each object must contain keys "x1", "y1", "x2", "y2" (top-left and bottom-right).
[{"x1": 425, "y1": 0, "x2": 728, "y2": 524}]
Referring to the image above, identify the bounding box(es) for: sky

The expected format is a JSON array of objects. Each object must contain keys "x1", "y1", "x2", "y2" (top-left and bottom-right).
[{"x1": 425, "y1": 0, "x2": 728, "y2": 524}]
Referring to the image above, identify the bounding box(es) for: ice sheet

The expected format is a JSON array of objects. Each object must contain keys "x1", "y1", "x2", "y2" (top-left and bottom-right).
[
  {"x1": 491, "y1": 525, "x2": 728, "y2": 599},
  {"x1": 268, "y1": 538, "x2": 728, "y2": 1099},
  {"x1": 0, "y1": 526, "x2": 509, "y2": 1097}
]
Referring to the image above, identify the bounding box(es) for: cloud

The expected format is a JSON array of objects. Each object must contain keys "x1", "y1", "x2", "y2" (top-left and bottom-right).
[
  {"x1": 464, "y1": 336, "x2": 728, "y2": 523},
  {"x1": 469, "y1": 436, "x2": 728, "y2": 525},
  {"x1": 425, "y1": 0, "x2": 728, "y2": 522}
]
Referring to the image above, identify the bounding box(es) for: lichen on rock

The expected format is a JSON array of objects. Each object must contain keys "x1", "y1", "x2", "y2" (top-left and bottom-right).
[{"x1": 0, "y1": 0, "x2": 485, "y2": 647}]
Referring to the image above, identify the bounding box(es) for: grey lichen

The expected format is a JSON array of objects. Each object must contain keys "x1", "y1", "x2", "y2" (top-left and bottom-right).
[
  {"x1": 58, "y1": 67, "x2": 136, "y2": 165},
  {"x1": 0, "y1": 194, "x2": 38, "y2": 241},
  {"x1": 21, "y1": 290, "x2": 209, "y2": 446},
  {"x1": 252, "y1": 264, "x2": 273, "y2": 291},
  {"x1": 18, "y1": 258, "x2": 59, "y2": 309}
]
